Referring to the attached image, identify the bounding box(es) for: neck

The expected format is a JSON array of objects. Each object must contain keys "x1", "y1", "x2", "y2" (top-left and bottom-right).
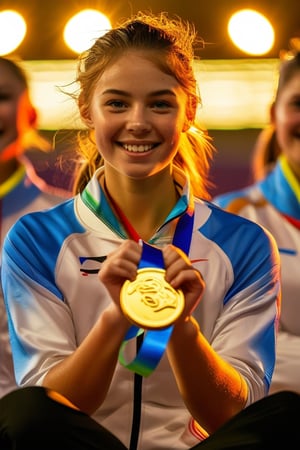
[{"x1": 102, "y1": 172, "x2": 179, "y2": 241}]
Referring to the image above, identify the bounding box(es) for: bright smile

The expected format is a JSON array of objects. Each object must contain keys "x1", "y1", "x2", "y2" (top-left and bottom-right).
[{"x1": 122, "y1": 143, "x2": 155, "y2": 153}]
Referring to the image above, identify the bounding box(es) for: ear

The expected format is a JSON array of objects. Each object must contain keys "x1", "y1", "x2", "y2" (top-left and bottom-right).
[
  {"x1": 183, "y1": 96, "x2": 197, "y2": 132},
  {"x1": 82, "y1": 118, "x2": 94, "y2": 128},
  {"x1": 182, "y1": 121, "x2": 191, "y2": 132},
  {"x1": 18, "y1": 91, "x2": 38, "y2": 127},
  {"x1": 78, "y1": 94, "x2": 94, "y2": 128},
  {"x1": 28, "y1": 106, "x2": 37, "y2": 126},
  {"x1": 79, "y1": 106, "x2": 94, "y2": 128}
]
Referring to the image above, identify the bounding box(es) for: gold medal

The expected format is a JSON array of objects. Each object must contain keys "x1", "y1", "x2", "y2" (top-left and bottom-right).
[{"x1": 120, "y1": 268, "x2": 184, "y2": 329}]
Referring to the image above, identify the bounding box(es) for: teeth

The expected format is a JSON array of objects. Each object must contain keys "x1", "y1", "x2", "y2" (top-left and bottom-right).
[{"x1": 123, "y1": 144, "x2": 153, "y2": 152}]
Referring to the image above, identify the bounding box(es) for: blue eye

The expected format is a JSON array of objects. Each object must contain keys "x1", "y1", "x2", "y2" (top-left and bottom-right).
[
  {"x1": 108, "y1": 100, "x2": 125, "y2": 107},
  {"x1": 153, "y1": 100, "x2": 170, "y2": 108}
]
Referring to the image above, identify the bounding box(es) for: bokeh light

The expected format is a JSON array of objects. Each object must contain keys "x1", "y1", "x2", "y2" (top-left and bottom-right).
[
  {"x1": 0, "y1": 10, "x2": 26, "y2": 55},
  {"x1": 64, "y1": 9, "x2": 112, "y2": 54},
  {"x1": 228, "y1": 9, "x2": 274, "y2": 56}
]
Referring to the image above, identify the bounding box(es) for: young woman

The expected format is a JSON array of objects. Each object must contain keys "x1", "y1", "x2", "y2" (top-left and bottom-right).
[
  {"x1": 0, "y1": 11, "x2": 297, "y2": 450},
  {"x1": 0, "y1": 56, "x2": 69, "y2": 398},
  {"x1": 214, "y1": 40, "x2": 300, "y2": 396}
]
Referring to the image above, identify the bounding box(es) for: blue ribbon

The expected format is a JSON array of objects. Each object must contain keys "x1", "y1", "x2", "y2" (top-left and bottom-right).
[{"x1": 119, "y1": 210, "x2": 194, "y2": 376}]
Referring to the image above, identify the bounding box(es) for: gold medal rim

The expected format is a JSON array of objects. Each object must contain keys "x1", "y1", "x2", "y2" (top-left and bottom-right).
[{"x1": 120, "y1": 268, "x2": 184, "y2": 329}]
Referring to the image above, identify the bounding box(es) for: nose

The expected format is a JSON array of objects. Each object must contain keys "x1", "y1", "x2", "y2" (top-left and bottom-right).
[
  {"x1": 126, "y1": 121, "x2": 151, "y2": 133},
  {"x1": 126, "y1": 106, "x2": 151, "y2": 133}
]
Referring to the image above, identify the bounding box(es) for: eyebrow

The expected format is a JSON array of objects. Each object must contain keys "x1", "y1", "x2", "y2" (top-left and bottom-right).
[{"x1": 101, "y1": 89, "x2": 176, "y2": 97}]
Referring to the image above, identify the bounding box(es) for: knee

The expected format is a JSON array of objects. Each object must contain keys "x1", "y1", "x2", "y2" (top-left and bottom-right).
[{"x1": 0, "y1": 387, "x2": 48, "y2": 435}]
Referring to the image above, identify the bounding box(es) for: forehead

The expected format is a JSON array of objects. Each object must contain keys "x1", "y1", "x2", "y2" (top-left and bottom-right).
[
  {"x1": 279, "y1": 69, "x2": 300, "y2": 93},
  {"x1": 0, "y1": 62, "x2": 25, "y2": 94},
  {"x1": 97, "y1": 50, "x2": 180, "y2": 91}
]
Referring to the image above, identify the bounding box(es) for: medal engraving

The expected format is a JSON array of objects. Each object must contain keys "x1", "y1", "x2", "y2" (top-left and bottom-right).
[{"x1": 120, "y1": 268, "x2": 184, "y2": 329}]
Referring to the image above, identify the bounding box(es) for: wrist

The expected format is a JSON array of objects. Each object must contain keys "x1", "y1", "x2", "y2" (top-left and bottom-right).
[
  {"x1": 172, "y1": 315, "x2": 200, "y2": 339},
  {"x1": 102, "y1": 304, "x2": 131, "y2": 333}
]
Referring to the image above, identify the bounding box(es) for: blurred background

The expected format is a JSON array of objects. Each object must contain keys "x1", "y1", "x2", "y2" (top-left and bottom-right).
[
  {"x1": 2, "y1": 0, "x2": 299, "y2": 60},
  {"x1": 1, "y1": 0, "x2": 299, "y2": 196}
]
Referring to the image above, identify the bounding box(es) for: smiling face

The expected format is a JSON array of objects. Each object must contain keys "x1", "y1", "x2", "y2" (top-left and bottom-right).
[
  {"x1": 85, "y1": 50, "x2": 188, "y2": 182},
  {"x1": 272, "y1": 68, "x2": 300, "y2": 178},
  {"x1": 0, "y1": 60, "x2": 25, "y2": 156}
]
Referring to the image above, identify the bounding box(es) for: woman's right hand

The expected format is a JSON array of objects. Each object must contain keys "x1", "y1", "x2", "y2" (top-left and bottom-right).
[{"x1": 98, "y1": 239, "x2": 142, "y2": 311}]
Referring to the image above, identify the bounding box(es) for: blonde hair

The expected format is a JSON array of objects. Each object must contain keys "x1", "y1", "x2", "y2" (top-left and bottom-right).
[{"x1": 72, "y1": 11, "x2": 215, "y2": 199}]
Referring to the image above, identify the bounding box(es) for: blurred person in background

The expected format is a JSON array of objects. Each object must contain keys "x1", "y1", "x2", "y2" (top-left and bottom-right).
[
  {"x1": 0, "y1": 56, "x2": 70, "y2": 397},
  {"x1": 249, "y1": 125, "x2": 281, "y2": 182},
  {"x1": 214, "y1": 38, "x2": 300, "y2": 395}
]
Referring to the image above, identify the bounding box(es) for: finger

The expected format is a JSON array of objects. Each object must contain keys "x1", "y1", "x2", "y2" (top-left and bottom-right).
[{"x1": 169, "y1": 266, "x2": 204, "y2": 290}]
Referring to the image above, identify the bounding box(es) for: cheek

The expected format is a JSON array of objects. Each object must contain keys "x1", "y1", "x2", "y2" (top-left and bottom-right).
[
  {"x1": 93, "y1": 128, "x2": 105, "y2": 150},
  {"x1": 162, "y1": 116, "x2": 183, "y2": 141},
  {"x1": 93, "y1": 122, "x2": 116, "y2": 155},
  {"x1": 275, "y1": 124, "x2": 289, "y2": 148},
  {"x1": 275, "y1": 104, "x2": 298, "y2": 127},
  {"x1": 0, "y1": 103, "x2": 17, "y2": 124},
  {"x1": 275, "y1": 109, "x2": 294, "y2": 136}
]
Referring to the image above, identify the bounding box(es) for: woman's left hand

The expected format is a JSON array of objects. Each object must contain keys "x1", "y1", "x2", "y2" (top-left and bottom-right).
[{"x1": 162, "y1": 244, "x2": 205, "y2": 321}]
